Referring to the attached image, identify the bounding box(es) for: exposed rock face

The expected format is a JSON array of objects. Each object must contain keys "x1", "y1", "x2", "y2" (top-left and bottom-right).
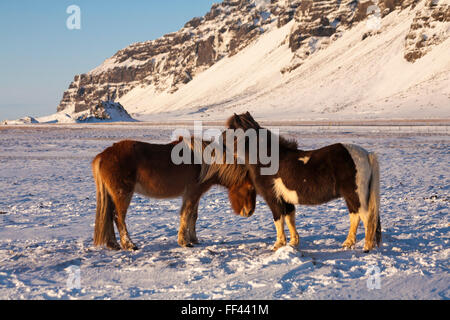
[
  {"x1": 76, "y1": 101, "x2": 136, "y2": 122},
  {"x1": 57, "y1": 0, "x2": 450, "y2": 114},
  {"x1": 58, "y1": 0, "x2": 276, "y2": 114},
  {"x1": 196, "y1": 36, "x2": 217, "y2": 66},
  {"x1": 404, "y1": 0, "x2": 450, "y2": 62},
  {"x1": 281, "y1": 0, "x2": 449, "y2": 72}
]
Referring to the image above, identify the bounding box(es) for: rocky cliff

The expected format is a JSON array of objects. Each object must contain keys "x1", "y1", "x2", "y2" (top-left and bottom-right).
[
  {"x1": 404, "y1": 0, "x2": 450, "y2": 61},
  {"x1": 57, "y1": 0, "x2": 449, "y2": 119},
  {"x1": 58, "y1": 0, "x2": 278, "y2": 113}
]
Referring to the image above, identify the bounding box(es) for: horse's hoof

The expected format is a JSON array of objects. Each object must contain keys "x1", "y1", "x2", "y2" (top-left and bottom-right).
[
  {"x1": 289, "y1": 239, "x2": 300, "y2": 248},
  {"x1": 178, "y1": 240, "x2": 194, "y2": 248},
  {"x1": 107, "y1": 242, "x2": 121, "y2": 251},
  {"x1": 121, "y1": 242, "x2": 138, "y2": 251},
  {"x1": 272, "y1": 243, "x2": 286, "y2": 251},
  {"x1": 363, "y1": 243, "x2": 375, "y2": 253},
  {"x1": 342, "y1": 240, "x2": 356, "y2": 250}
]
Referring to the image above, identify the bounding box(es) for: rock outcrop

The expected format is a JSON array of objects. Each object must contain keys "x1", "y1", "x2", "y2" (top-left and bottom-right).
[
  {"x1": 404, "y1": 0, "x2": 450, "y2": 62},
  {"x1": 1, "y1": 116, "x2": 39, "y2": 125},
  {"x1": 76, "y1": 101, "x2": 136, "y2": 123}
]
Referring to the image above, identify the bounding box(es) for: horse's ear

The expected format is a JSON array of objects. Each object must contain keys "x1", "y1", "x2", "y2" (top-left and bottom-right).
[
  {"x1": 245, "y1": 112, "x2": 255, "y2": 122},
  {"x1": 171, "y1": 136, "x2": 184, "y2": 145},
  {"x1": 245, "y1": 112, "x2": 260, "y2": 129},
  {"x1": 227, "y1": 114, "x2": 238, "y2": 128},
  {"x1": 234, "y1": 114, "x2": 243, "y2": 126}
]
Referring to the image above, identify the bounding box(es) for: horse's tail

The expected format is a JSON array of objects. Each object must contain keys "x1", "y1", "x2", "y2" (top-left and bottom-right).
[
  {"x1": 368, "y1": 152, "x2": 381, "y2": 247},
  {"x1": 92, "y1": 155, "x2": 116, "y2": 248}
]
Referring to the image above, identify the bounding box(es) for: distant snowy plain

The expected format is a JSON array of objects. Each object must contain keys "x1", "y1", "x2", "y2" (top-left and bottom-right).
[{"x1": 0, "y1": 125, "x2": 448, "y2": 299}]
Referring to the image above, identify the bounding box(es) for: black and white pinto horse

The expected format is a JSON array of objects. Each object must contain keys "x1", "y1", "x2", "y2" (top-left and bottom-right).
[{"x1": 227, "y1": 113, "x2": 381, "y2": 252}]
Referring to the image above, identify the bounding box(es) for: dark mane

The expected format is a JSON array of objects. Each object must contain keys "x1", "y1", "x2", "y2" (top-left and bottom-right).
[
  {"x1": 181, "y1": 136, "x2": 249, "y2": 187},
  {"x1": 226, "y1": 112, "x2": 299, "y2": 151}
]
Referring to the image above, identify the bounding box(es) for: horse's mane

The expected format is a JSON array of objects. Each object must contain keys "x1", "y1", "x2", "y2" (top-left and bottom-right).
[
  {"x1": 226, "y1": 112, "x2": 299, "y2": 151},
  {"x1": 178, "y1": 111, "x2": 298, "y2": 187},
  {"x1": 180, "y1": 136, "x2": 249, "y2": 187}
]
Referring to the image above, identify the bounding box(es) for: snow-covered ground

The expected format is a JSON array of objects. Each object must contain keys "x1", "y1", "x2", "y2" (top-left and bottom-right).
[{"x1": 0, "y1": 125, "x2": 448, "y2": 300}]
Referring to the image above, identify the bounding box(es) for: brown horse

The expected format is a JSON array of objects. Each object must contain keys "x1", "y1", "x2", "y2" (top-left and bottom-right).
[
  {"x1": 224, "y1": 112, "x2": 381, "y2": 252},
  {"x1": 92, "y1": 137, "x2": 256, "y2": 251}
]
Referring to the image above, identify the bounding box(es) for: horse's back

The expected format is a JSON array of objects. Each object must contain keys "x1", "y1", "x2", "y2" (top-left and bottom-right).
[
  {"x1": 95, "y1": 140, "x2": 141, "y2": 171},
  {"x1": 277, "y1": 143, "x2": 360, "y2": 205},
  {"x1": 97, "y1": 139, "x2": 180, "y2": 167},
  {"x1": 94, "y1": 139, "x2": 201, "y2": 198},
  {"x1": 135, "y1": 140, "x2": 206, "y2": 197}
]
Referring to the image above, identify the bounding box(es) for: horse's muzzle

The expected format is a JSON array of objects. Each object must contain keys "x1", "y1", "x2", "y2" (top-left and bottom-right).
[{"x1": 240, "y1": 207, "x2": 255, "y2": 218}]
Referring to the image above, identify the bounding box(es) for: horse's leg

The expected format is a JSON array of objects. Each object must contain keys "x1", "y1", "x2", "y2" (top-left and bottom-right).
[
  {"x1": 343, "y1": 206, "x2": 376, "y2": 252},
  {"x1": 343, "y1": 180, "x2": 378, "y2": 252},
  {"x1": 262, "y1": 195, "x2": 288, "y2": 251},
  {"x1": 342, "y1": 213, "x2": 360, "y2": 249},
  {"x1": 284, "y1": 203, "x2": 299, "y2": 248},
  {"x1": 112, "y1": 192, "x2": 137, "y2": 251},
  {"x1": 178, "y1": 198, "x2": 190, "y2": 247},
  {"x1": 360, "y1": 209, "x2": 377, "y2": 253},
  {"x1": 105, "y1": 206, "x2": 121, "y2": 251},
  {"x1": 342, "y1": 188, "x2": 364, "y2": 249},
  {"x1": 273, "y1": 214, "x2": 286, "y2": 251},
  {"x1": 178, "y1": 196, "x2": 197, "y2": 247},
  {"x1": 178, "y1": 183, "x2": 211, "y2": 247},
  {"x1": 178, "y1": 191, "x2": 201, "y2": 247},
  {"x1": 187, "y1": 202, "x2": 200, "y2": 244}
]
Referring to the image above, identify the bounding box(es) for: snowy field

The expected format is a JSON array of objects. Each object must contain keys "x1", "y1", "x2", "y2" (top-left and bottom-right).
[{"x1": 0, "y1": 125, "x2": 448, "y2": 300}]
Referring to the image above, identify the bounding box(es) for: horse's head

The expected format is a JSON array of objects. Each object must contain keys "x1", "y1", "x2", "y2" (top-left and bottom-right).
[
  {"x1": 226, "y1": 112, "x2": 262, "y2": 131},
  {"x1": 226, "y1": 112, "x2": 298, "y2": 152},
  {"x1": 228, "y1": 178, "x2": 256, "y2": 218}
]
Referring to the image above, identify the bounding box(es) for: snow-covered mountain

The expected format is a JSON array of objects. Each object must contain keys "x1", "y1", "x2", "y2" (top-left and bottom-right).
[{"x1": 17, "y1": 0, "x2": 450, "y2": 123}]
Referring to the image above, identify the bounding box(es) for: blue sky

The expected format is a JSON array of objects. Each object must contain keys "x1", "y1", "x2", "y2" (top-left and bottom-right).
[{"x1": 0, "y1": 0, "x2": 217, "y2": 121}]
